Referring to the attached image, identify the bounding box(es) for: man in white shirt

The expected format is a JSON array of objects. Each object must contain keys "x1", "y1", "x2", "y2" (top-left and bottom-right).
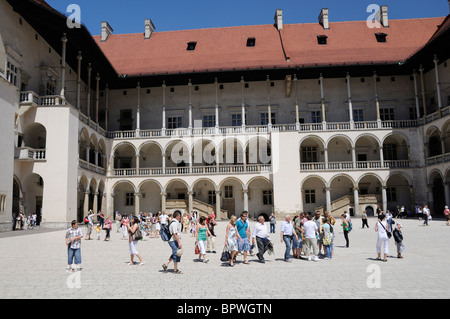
[
  {"x1": 252, "y1": 216, "x2": 270, "y2": 263},
  {"x1": 280, "y1": 215, "x2": 297, "y2": 262},
  {"x1": 162, "y1": 211, "x2": 183, "y2": 274},
  {"x1": 160, "y1": 211, "x2": 168, "y2": 226},
  {"x1": 303, "y1": 214, "x2": 319, "y2": 261}
]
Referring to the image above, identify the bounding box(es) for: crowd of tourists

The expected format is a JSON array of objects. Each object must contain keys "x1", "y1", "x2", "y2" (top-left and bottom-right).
[{"x1": 64, "y1": 204, "x2": 450, "y2": 273}]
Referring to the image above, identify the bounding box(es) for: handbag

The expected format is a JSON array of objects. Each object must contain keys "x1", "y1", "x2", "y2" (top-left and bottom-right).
[
  {"x1": 133, "y1": 229, "x2": 143, "y2": 241},
  {"x1": 195, "y1": 244, "x2": 200, "y2": 254},
  {"x1": 220, "y1": 247, "x2": 231, "y2": 262},
  {"x1": 379, "y1": 221, "x2": 391, "y2": 239}
]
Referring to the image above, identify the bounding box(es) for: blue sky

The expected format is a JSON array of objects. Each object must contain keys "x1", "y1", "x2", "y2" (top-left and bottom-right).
[{"x1": 46, "y1": 0, "x2": 449, "y2": 35}]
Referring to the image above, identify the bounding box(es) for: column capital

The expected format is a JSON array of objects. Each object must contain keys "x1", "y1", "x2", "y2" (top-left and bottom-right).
[
  {"x1": 160, "y1": 192, "x2": 167, "y2": 197},
  {"x1": 215, "y1": 190, "x2": 222, "y2": 196}
]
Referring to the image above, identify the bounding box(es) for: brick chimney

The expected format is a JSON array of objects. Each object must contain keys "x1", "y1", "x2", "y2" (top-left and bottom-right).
[
  {"x1": 275, "y1": 9, "x2": 283, "y2": 30},
  {"x1": 101, "y1": 21, "x2": 113, "y2": 42},
  {"x1": 376, "y1": 5, "x2": 389, "y2": 28}
]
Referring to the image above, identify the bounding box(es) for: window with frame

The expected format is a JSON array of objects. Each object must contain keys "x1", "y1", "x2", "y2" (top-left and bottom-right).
[
  {"x1": 305, "y1": 190, "x2": 316, "y2": 204},
  {"x1": 6, "y1": 61, "x2": 19, "y2": 87},
  {"x1": 224, "y1": 186, "x2": 233, "y2": 199},
  {"x1": 386, "y1": 187, "x2": 397, "y2": 202},
  {"x1": 380, "y1": 108, "x2": 395, "y2": 121},
  {"x1": 231, "y1": 113, "x2": 245, "y2": 126},
  {"x1": 203, "y1": 115, "x2": 215, "y2": 127},
  {"x1": 311, "y1": 111, "x2": 322, "y2": 123},
  {"x1": 208, "y1": 191, "x2": 216, "y2": 205},
  {"x1": 167, "y1": 117, "x2": 182, "y2": 129},
  {"x1": 260, "y1": 112, "x2": 276, "y2": 125},
  {"x1": 125, "y1": 192, "x2": 134, "y2": 206},
  {"x1": 262, "y1": 190, "x2": 273, "y2": 205},
  {"x1": 353, "y1": 109, "x2": 364, "y2": 122},
  {"x1": 409, "y1": 107, "x2": 417, "y2": 120},
  {"x1": 301, "y1": 146, "x2": 317, "y2": 163},
  {"x1": 46, "y1": 82, "x2": 56, "y2": 95},
  {"x1": 383, "y1": 144, "x2": 398, "y2": 160}
]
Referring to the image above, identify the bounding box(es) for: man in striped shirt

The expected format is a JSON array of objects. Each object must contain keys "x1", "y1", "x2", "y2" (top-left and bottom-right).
[{"x1": 65, "y1": 220, "x2": 83, "y2": 272}]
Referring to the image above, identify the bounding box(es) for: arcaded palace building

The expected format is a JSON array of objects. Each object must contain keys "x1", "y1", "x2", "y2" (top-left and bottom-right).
[{"x1": 0, "y1": 0, "x2": 449, "y2": 230}]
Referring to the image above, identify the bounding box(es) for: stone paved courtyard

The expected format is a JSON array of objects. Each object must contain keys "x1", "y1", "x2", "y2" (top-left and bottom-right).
[{"x1": 0, "y1": 216, "x2": 449, "y2": 300}]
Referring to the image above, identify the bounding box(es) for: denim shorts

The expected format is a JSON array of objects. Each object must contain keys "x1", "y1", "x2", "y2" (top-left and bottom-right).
[
  {"x1": 168, "y1": 241, "x2": 181, "y2": 263},
  {"x1": 68, "y1": 247, "x2": 81, "y2": 265}
]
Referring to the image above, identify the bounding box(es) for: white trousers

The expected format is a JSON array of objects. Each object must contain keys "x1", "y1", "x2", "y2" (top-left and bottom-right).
[{"x1": 376, "y1": 236, "x2": 389, "y2": 254}]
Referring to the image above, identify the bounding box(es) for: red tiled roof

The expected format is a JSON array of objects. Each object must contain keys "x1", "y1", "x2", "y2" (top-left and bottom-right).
[{"x1": 93, "y1": 17, "x2": 445, "y2": 77}]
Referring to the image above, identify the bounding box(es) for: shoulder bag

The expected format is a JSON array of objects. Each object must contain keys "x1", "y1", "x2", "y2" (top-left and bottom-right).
[{"x1": 379, "y1": 221, "x2": 391, "y2": 239}]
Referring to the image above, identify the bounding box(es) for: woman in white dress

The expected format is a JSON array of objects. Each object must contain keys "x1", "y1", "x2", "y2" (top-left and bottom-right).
[
  {"x1": 224, "y1": 215, "x2": 243, "y2": 267},
  {"x1": 375, "y1": 213, "x2": 389, "y2": 262}
]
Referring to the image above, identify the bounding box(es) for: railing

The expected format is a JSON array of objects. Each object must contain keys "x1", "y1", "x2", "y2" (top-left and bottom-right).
[
  {"x1": 426, "y1": 153, "x2": 450, "y2": 166},
  {"x1": 79, "y1": 159, "x2": 106, "y2": 175},
  {"x1": 112, "y1": 164, "x2": 272, "y2": 176},
  {"x1": 301, "y1": 160, "x2": 411, "y2": 171},
  {"x1": 15, "y1": 147, "x2": 46, "y2": 161}
]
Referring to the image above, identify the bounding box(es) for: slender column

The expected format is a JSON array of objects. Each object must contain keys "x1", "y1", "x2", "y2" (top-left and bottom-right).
[
  {"x1": 188, "y1": 191, "x2": 193, "y2": 214},
  {"x1": 108, "y1": 155, "x2": 115, "y2": 175},
  {"x1": 325, "y1": 187, "x2": 331, "y2": 213},
  {"x1": 105, "y1": 84, "x2": 109, "y2": 131},
  {"x1": 346, "y1": 73, "x2": 354, "y2": 129},
  {"x1": 87, "y1": 63, "x2": 92, "y2": 119},
  {"x1": 76, "y1": 51, "x2": 82, "y2": 110},
  {"x1": 95, "y1": 73, "x2": 100, "y2": 124},
  {"x1": 215, "y1": 191, "x2": 221, "y2": 219},
  {"x1": 379, "y1": 146, "x2": 384, "y2": 168},
  {"x1": 86, "y1": 146, "x2": 90, "y2": 164},
  {"x1": 162, "y1": 81, "x2": 166, "y2": 136},
  {"x1": 162, "y1": 154, "x2": 166, "y2": 174},
  {"x1": 136, "y1": 154, "x2": 140, "y2": 173},
  {"x1": 351, "y1": 147, "x2": 356, "y2": 168},
  {"x1": 266, "y1": 75, "x2": 272, "y2": 130},
  {"x1": 373, "y1": 72, "x2": 381, "y2": 127},
  {"x1": 433, "y1": 55, "x2": 443, "y2": 115},
  {"x1": 294, "y1": 74, "x2": 300, "y2": 130},
  {"x1": 83, "y1": 190, "x2": 90, "y2": 216},
  {"x1": 241, "y1": 76, "x2": 246, "y2": 130},
  {"x1": 419, "y1": 65, "x2": 427, "y2": 117},
  {"x1": 93, "y1": 192, "x2": 98, "y2": 214},
  {"x1": 161, "y1": 192, "x2": 167, "y2": 212},
  {"x1": 319, "y1": 73, "x2": 326, "y2": 124},
  {"x1": 243, "y1": 189, "x2": 249, "y2": 212},
  {"x1": 324, "y1": 148, "x2": 328, "y2": 169},
  {"x1": 136, "y1": 82, "x2": 141, "y2": 133},
  {"x1": 382, "y1": 186, "x2": 387, "y2": 213},
  {"x1": 188, "y1": 151, "x2": 192, "y2": 174},
  {"x1": 188, "y1": 79, "x2": 193, "y2": 132},
  {"x1": 108, "y1": 193, "x2": 115, "y2": 218},
  {"x1": 60, "y1": 33, "x2": 67, "y2": 100},
  {"x1": 444, "y1": 182, "x2": 450, "y2": 209},
  {"x1": 134, "y1": 193, "x2": 140, "y2": 216},
  {"x1": 413, "y1": 70, "x2": 421, "y2": 119},
  {"x1": 215, "y1": 78, "x2": 219, "y2": 133},
  {"x1": 353, "y1": 187, "x2": 359, "y2": 217},
  {"x1": 94, "y1": 150, "x2": 99, "y2": 166}
]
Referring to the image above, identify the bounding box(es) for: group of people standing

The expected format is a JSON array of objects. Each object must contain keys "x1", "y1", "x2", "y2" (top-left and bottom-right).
[{"x1": 12, "y1": 212, "x2": 38, "y2": 230}]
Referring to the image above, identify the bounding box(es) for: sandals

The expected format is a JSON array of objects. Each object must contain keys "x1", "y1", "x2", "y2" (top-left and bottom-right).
[
  {"x1": 162, "y1": 264, "x2": 168, "y2": 272},
  {"x1": 174, "y1": 269, "x2": 183, "y2": 274}
]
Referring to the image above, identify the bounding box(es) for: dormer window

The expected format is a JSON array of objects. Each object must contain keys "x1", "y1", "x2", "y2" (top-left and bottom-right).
[
  {"x1": 187, "y1": 41, "x2": 197, "y2": 51},
  {"x1": 246, "y1": 37, "x2": 256, "y2": 47},
  {"x1": 317, "y1": 35, "x2": 328, "y2": 45},
  {"x1": 375, "y1": 32, "x2": 387, "y2": 43}
]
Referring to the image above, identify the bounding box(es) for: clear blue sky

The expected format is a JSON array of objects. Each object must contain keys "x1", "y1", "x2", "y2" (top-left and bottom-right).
[{"x1": 46, "y1": 0, "x2": 449, "y2": 35}]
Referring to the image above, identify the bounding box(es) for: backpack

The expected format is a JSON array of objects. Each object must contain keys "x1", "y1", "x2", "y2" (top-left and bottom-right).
[
  {"x1": 84, "y1": 216, "x2": 89, "y2": 224},
  {"x1": 160, "y1": 221, "x2": 175, "y2": 242}
]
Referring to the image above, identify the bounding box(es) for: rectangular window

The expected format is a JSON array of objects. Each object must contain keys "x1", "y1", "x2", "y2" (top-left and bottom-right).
[
  {"x1": 383, "y1": 144, "x2": 398, "y2": 160},
  {"x1": 409, "y1": 107, "x2": 417, "y2": 120},
  {"x1": 386, "y1": 187, "x2": 397, "y2": 202},
  {"x1": 224, "y1": 186, "x2": 233, "y2": 199},
  {"x1": 6, "y1": 61, "x2": 19, "y2": 87},
  {"x1": 125, "y1": 192, "x2": 134, "y2": 206},
  {"x1": 380, "y1": 108, "x2": 395, "y2": 121},
  {"x1": 353, "y1": 109, "x2": 364, "y2": 122},
  {"x1": 208, "y1": 191, "x2": 216, "y2": 205},
  {"x1": 301, "y1": 146, "x2": 317, "y2": 163},
  {"x1": 203, "y1": 115, "x2": 215, "y2": 128},
  {"x1": 305, "y1": 190, "x2": 316, "y2": 204},
  {"x1": 260, "y1": 112, "x2": 276, "y2": 125},
  {"x1": 167, "y1": 117, "x2": 182, "y2": 129},
  {"x1": 231, "y1": 114, "x2": 242, "y2": 126},
  {"x1": 262, "y1": 190, "x2": 273, "y2": 205},
  {"x1": 311, "y1": 111, "x2": 322, "y2": 123}
]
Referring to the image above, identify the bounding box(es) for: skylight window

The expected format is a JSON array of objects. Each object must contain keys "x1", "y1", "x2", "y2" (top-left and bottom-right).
[
  {"x1": 317, "y1": 35, "x2": 328, "y2": 45},
  {"x1": 246, "y1": 37, "x2": 256, "y2": 47},
  {"x1": 187, "y1": 41, "x2": 197, "y2": 51}
]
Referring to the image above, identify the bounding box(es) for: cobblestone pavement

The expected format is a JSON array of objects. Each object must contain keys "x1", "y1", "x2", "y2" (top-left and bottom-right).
[{"x1": 0, "y1": 217, "x2": 449, "y2": 299}]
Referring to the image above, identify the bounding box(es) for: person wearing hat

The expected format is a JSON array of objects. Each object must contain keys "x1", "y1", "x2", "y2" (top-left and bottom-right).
[{"x1": 444, "y1": 206, "x2": 450, "y2": 226}]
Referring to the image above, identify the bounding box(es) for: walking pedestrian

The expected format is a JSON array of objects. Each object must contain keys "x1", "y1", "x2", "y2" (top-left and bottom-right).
[
  {"x1": 224, "y1": 216, "x2": 242, "y2": 267},
  {"x1": 115, "y1": 212, "x2": 121, "y2": 232},
  {"x1": 280, "y1": 215, "x2": 297, "y2": 262},
  {"x1": 103, "y1": 216, "x2": 112, "y2": 241},
  {"x1": 375, "y1": 213, "x2": 389, "y2": 262},
  {"x1": 65, "y1": 220, "x2": 83, "y2": 272},
  {"x1": 195, "y1": 216, "x2": 212, "y2": 263},
  {"x1": 362, "y1": 210, "x2": 369, "y2": 228},
  {"x1": 121, "y1": 215, "x2": 129, "y2": 239},
  {"x1": 423, "y1": 205, "x2": 431, "y2": 226},
  {"x1": 235, "y1": 211, "x2": 251, "y2": 265},
  {"x1": 269, "y1": 213, "x2": 276, "y2": 233},
  {"x1": 252, "y1": 215, "x2": 270, "y2": 263},
  {"x1": 341, "y1": 214, "x2": 350, "y2": 248},
  {"x1": 293, "y1": 213, "x2": 303, "y2": 259},
  {"x1": 85, "y1": 210, "x2": 97, "y2": 240},
  {"x1": 417, "y1": 206, "x2": 423, "y2": 221},
  {"x1": 206, "y1": 213, "x2": 217, "y2": 253},
  {"x1": 127, "y1": 216, "x2": 145, "y2": 266},
  {"x1": 162, "y1": 211, "x2": 183, "y2": 274}
]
